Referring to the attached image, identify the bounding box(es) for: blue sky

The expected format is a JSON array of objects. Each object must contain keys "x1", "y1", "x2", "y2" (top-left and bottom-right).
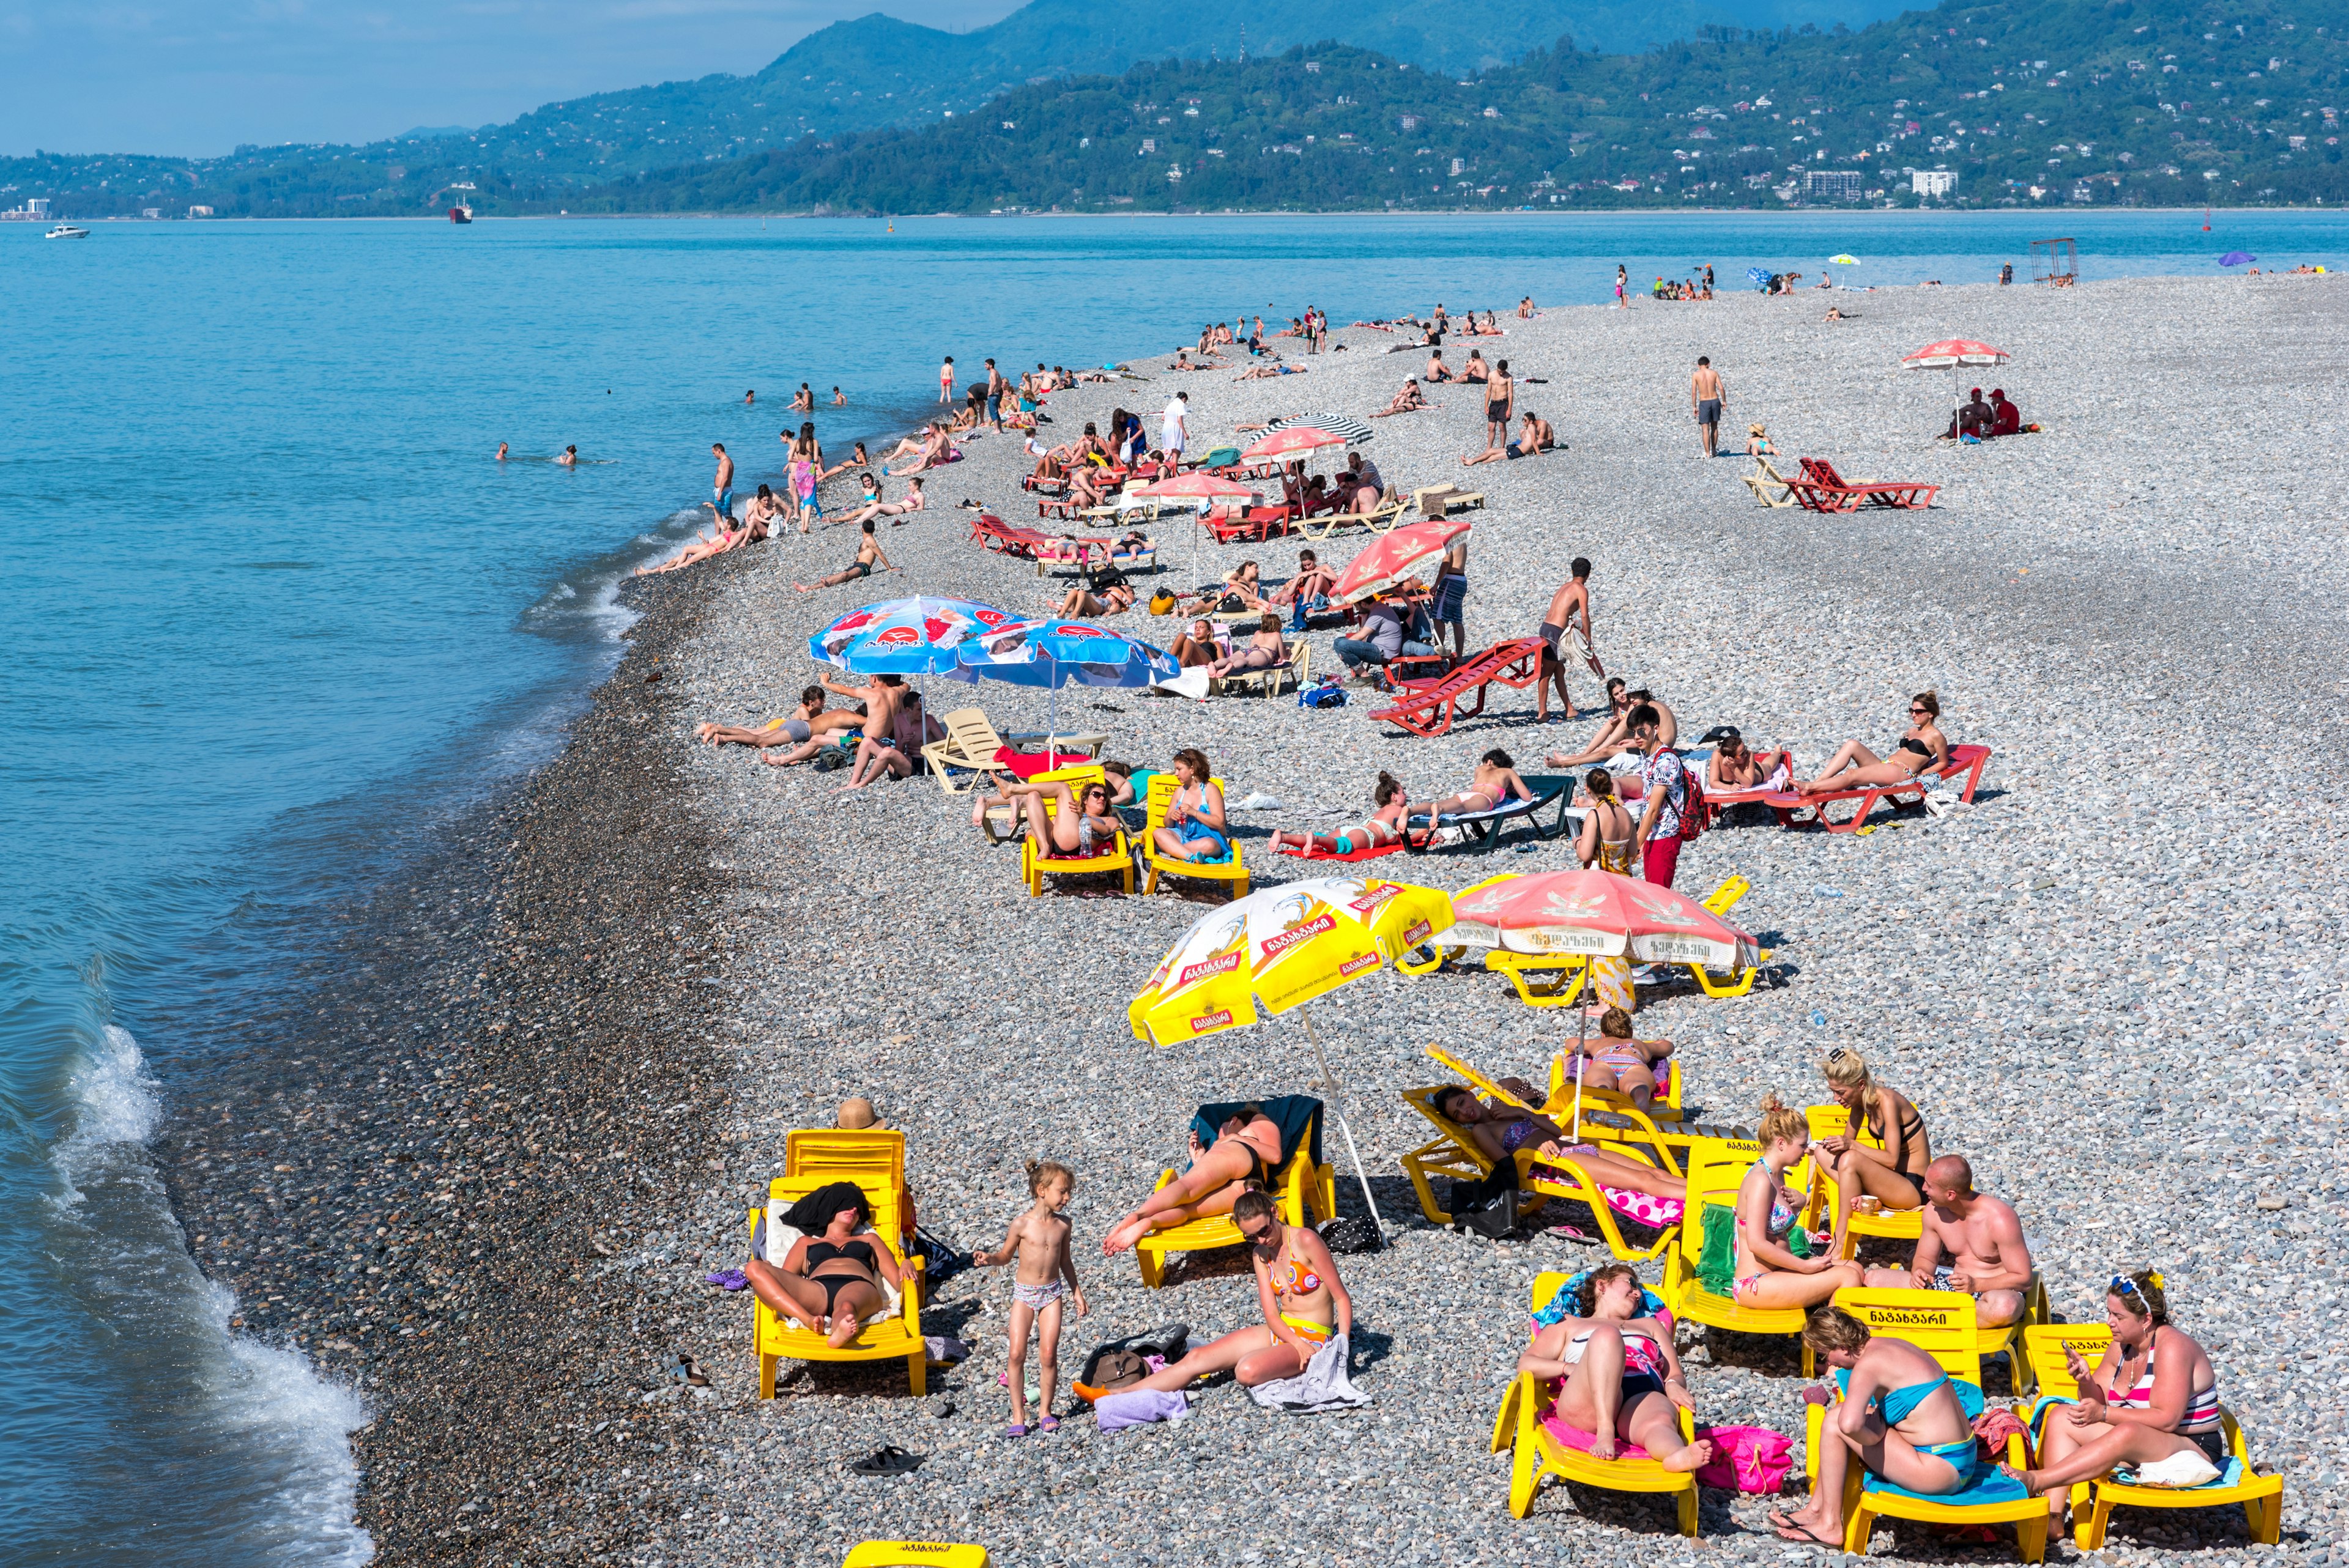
[{"x1": 0, "y1": 0, "x2": 1022, "y2": 157}]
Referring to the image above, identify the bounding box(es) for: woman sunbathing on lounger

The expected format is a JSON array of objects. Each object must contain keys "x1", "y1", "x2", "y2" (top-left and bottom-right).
[
  {"x1": 1149, "y1": 748, "x2": 1230, "y2": 865},
  {"x1": 1416, "y1": 749, "x2": 1533, "y2": 821},
  {"x1": 1564, "y1": 1008, "x2": 1674, "y2": 1112},
  {"x1": 744, "y1": 1183, "x2": 910, "y2": 1350},
  {"x1": 1521, "y1": 1264, "x2": 1712, "y2": 1468},
  {"x1": 1706, "y1": 733, "x2": 1794, "y2": 793},
  {"x1": 1813, "y1": 1046, "x2": 1932, "y2": 1258},
  {"x1": 1101, "y1": 1103, "x2": 1285, "y2": 1254},
  {"x1": 1167, "y1": 619, "x2": 1224, "y2": 668},
  {"x1": 1267, "y1": 549, "x2": 1336, "y2": 615},
  {"x1": 1080, "y1": 1191, "x2": 1350, "y2": 1397},
  {"x1": 1795, "y1": 691, "x2": 1947, "y2": 796},
  {"x1": 1184, "y1": 560, "x2": 1263, "y2": 613},
  {"x1": 1732, "y1": 1096, "x2": 1864, "y2": 1312},
  {"x1": 1432, "y1": 1085, "x2": 1685, "y2": 1203},
  {"x1": 1056, "y1": 571, "x2": 1136, "y2": 618},
  {"x1": 1270, "y1": 771, "x2": 1409, "y2": 858},
  {"x1": 1775, "y1": 1306, "x2": 1983, "y2": 1545},
  {"x1": 2004, "y1": 1270, "x2": 2228, "y2": 1530},
  {"x1": 1012, "y1": 779, "x2": 1123, "y2": 860},
  {"x1": 1206, "y1": 614, "x2": 1288, "y2": 681}
]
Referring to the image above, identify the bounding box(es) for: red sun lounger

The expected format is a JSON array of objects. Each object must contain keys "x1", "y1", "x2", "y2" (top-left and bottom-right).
[
  {"x1": 1758, "y1": 744, "x2": 1992, "y2": 833},
  {"x1": 970, "y1": 512, "x2": 1053, "y2": 558},
  {"x1": 1367, "y1": 637, "x2": 1547, "y2": 738},
  {"x1": 1786, "y1": 457, "x2": 1940, "y2": 513}
]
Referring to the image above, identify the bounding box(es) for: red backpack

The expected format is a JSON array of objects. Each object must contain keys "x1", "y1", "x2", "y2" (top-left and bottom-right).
[{"x1": 1677, "y1": 755, "x2": 1709, "y2": 841}]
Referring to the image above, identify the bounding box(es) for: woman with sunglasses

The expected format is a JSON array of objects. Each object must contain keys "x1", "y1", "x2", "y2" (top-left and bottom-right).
[
  {"x1": 1794, "y1": 692, "x2": 1948, "y2": 796},
  {"x1": 2005, "y1": 1270, "x2": 2227, "y2": 1523},
  {"x1": 1812, "y1": 1046, "x2": 1932, "y2": 1257},
  {"x1": 1006, "y1": 778, "x2": 1124, "y2": 861}
]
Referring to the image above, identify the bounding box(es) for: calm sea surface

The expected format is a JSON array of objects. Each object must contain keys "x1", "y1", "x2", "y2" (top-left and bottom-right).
[{"x1": 1, "y1": 208, "x2": 2339, "y2": 1562}]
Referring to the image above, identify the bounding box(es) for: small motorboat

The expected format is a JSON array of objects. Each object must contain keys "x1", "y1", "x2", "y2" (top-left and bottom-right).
[
  {"x1": 448, "y1": 205, "x2": 473, "y2": 224},
  {"x1": 45, "y1": 223, "x2": 89, "y2": 239}
]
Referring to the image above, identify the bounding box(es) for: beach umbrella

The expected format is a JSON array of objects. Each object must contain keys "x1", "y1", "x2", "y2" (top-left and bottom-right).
[
  {"x1": 2219, "y1": 251, "x2": 2256, "y2": 267},
  {"x1": 808, "y1": 596, "x2": 1020, "y2": 675},
  {"x1": 1830, "y1": 253, "x2": 1860, "y2": 265},
  {"x1": 957, "y1": 616, "x2": 1181, "y2": 745},
  {"x1": 1263, "y1": 412, "x2": 1374, "y2": 445},
  {"x1": 1127, "y1": 876, "x2": 1457, "y2": 1235},
  {"x1": 1329, "y1": 516, "x2": 1472, "y2": 605},
  {"x1": 1746, "y1": 265, "x2": 1772, "y2": 288},
  {"x1": 1241, "y1": 424, "x2": 1348, "y2": 462},
  {"x1": 1127, "y1": 472, "x2": 1259, "y2": 504},
  {"x1": 1902, "y1": 338, "x2": 2013, "y2": 431}
]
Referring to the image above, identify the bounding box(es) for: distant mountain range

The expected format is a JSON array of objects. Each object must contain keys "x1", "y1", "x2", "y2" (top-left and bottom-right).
[{"x1": 2, "y1": 0, "x2": 2339, "y2": 216}]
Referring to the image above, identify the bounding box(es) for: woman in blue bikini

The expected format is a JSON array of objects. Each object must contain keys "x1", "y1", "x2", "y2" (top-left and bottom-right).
[
  {"x1": 1269, "y1": 772, "x2": 1410, "y2": 858},
  {"x1": 1775, "y1": 1305, "x2": 1984, "y2": 1545},
  {"x1": 1150, "y1": 749, "x2": 1230, "y2": 865}
]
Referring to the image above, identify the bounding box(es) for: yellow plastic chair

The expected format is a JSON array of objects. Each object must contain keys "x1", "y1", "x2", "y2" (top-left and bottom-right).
[
  {"x1": 1395, "y1": 1084, "x2": 1678, "y2": 1262},
  {"x1": 841, "y1": 1545, "x2": 989, "y2": 1567},
  {"x1": 1658, "y1": 1148, "x2": 1817, "y2": 1346},
  {"x1": 1140, "y1": 772, "x2": 1249, "y2": 898},
  {"x1": 784, "y1": 1129, "x2": 911, "y2": 1243},
  {"x1": 2018, "y1": 1325, "x2": 2284, "y2": 1550},
  {"x1": 1837, "y1": 1276, "x2": 2048, "y2": 1397},
  {"x1": 1805, "y1": 1288, "x2": 2047, "y2": 1561},
  {"x1": 748, "y1": 1172, "x2": 926, "y2": 1398},
  {"x1": 1134, "y1": 1127, "x2": 1334, "y2": 1289},
  {"x1": 1015, "y1": 791, "x2": 1133, "y2": 897},
  {"x1": 1489, "y1": 1271, "x2": 1701, "y2": 1532},
  {"x1": 976, "y1": 762, "x2": 1104, "y2": 843},
  {"x1": 1803, "y1": 1103, "x2": 1927, "y2": 1254},
  {"x1": 1701, "y1": 875, "x2": 1751, "y2": 917}
]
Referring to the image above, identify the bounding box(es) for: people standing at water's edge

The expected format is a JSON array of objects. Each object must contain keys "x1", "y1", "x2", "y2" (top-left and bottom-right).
[
  {"x1": 708, "y1": 443, "x2": 735, "y2": 520},
  {"x1": 1691, "y1": 357, "x2": 1726, "y2": 459}
]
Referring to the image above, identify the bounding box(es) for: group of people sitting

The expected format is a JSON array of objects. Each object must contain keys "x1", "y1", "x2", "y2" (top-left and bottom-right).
[
  {"x1": 1942, "y1": 387, "x2": 2031, "y2": 442},
  {"x1": 1652, "y1": 276, "x2": 1715, "y2": 301}
]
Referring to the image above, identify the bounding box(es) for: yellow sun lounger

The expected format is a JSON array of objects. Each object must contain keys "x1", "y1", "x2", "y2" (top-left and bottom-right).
[
  {"x1": 1490, "y1": 1271, "x2": 1702, "y2": 1532},
  {"x1": 1140, "y1": 772, "x2": 1249, "y2": 898},
  {"x1": 976, "y1": 762, "x2": 1105, "y2": 843},
  {"x1": 1835, "y1": 1278, "x2": 2049, "y2": 1398},
  {"x1": 1803, "y1": 1103, "x2": 1928, "y2": 1255},
  {"x1": 1805, "y1": 1289, "x2": 2048, "y2": 1562},
  {"x1": 841, "y1": 1545, "x2": 989, "y2": 1567},
  {"x1": 1015, "y1": 790, "x2": 1133, "y2": 895},
  {"x1": 1658, "y1": 1148, "x2": 1818, "y2": 1347},
  {"x1": 1133, "y1": 1130, "x2": 1334, "y2": 1289},
  {"x1": 784, "y1": 1128, "x2": 912, "y2": 1244},
  {"x1": 1397, "y1": 1078, "x2": 1677, "y2": 1262},
  {"x1": 748, "y1": 1172, "x2": 927, "y2": 1398},
  {"x1": 2019, "y1": 1325, "x2": 2284, "y2": 1550}
]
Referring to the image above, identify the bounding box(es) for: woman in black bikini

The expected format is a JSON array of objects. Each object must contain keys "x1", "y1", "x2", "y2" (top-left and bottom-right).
[
  {"x1": 1812, "y1": 1045, "x2": 1932, "y2": 1257},
  {"x1": 1797, "y1": 692, "x2": 1949, "y2": 796},
  {"x1": 1101, "y1": 1104, "x2": 1285, "y2": 1256},
  {"x1": 744, "y1": 1185, "x2": 910, "y2": 1349}
]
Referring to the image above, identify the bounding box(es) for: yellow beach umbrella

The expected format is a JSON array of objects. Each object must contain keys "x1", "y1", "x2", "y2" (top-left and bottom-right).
[
  {"x1": 1127, "y1": 876, "x2": 1454, "y2": 1235},
  {"x1": 1830, "y1": 253, "x2": 1861, "y2": 265}
]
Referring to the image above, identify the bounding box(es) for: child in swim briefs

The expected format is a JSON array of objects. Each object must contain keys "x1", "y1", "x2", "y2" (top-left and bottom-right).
[{"x1": 974, "y1": 1160, "x2": 1087, "y2": 1437}]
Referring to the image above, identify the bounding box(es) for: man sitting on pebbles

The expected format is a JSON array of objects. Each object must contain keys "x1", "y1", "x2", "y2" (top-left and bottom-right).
[{"x1": 1863, "y1": 1156, "x2": 2035, "y2": 1328}]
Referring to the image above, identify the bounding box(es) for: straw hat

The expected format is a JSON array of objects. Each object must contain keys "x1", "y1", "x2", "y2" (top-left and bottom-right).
[
  {"x1": 1748, "y1": 422, "x2": 1766, "y2": 435},
  {"x1": 835, "y1": 1096, "x2": 880, "y2": 1130}
]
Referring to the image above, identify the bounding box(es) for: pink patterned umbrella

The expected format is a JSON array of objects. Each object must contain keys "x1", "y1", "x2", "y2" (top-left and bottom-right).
[
  {"x1": 1329, "y1": 517, "x2": 1472, "y2": 605},
  {"x1": 1240, "y1": 425, "x2": 1347, "y2": 461},
  {"x1": 1129, "y1": 472, "x2": 1260, "y2": 501},
  {"x1": 1438, "y1": 868, "x2": 1758, "y2": 970}
]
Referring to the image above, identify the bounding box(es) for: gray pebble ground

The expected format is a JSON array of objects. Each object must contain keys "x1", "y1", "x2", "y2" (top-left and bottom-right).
[{"x1": 422, "y1": 273, "x2": 2349, "y2": 1564}]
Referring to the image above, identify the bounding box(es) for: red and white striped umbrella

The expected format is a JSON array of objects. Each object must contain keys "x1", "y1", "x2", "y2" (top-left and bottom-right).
[
  {"x1": 1241, "y1": 424, "x2": 1348, "y2": 461},
  {"x1": 1330, "y1": 517, "x2": 1472, "y2": 605},
  {"x1": 1901, "y1": 338, "x2": 2011, "y2": 369}
]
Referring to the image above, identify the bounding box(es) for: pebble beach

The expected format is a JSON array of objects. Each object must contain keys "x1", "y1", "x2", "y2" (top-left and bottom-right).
[{"x1": 167, "y1": 269, "x2": 2349, "y2": 1566}]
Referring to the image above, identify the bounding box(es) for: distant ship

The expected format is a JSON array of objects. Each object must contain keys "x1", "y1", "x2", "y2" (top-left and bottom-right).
[
  {"x1": 448, "y1": 205, "x2": 473, "y2": 224},
  {"x1": 44, "y1": 223, "x2": 89, "y2": 240}
]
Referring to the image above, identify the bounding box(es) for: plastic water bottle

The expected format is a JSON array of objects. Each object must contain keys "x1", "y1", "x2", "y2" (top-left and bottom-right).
[
  {"x1": 1809, "y1": 1010, "x2": 1828, "y2": 1029},
  {"x1": 1811, "y1": 883, "x2": 1843, "y2": 898}
]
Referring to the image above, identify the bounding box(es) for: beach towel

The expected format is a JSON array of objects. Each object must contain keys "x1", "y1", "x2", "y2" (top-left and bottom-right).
[
  {"x1": 1094, "y1": 1388, "x2": 1192, "y2": 1432},
  {"x1": 1191, "y1": 1095, "x2": 1324, "y2": 1172},
  {"x1": 1541, "y1": 1415, "x2": 1655, "y2": 1460},
  {"x1": 1244, "y1": 1333, "x2": 1368, "y2": 1413}
]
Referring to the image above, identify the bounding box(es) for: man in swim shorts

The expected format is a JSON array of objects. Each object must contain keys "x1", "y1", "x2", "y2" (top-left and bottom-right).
[
  {"x1": 1535, "y1": 557, "x2": 1597, "y2": 722},
  {"x1": 710, "y1": 442, "x2": 735, "y2": 522},
  {"x1": 1690, "y1": 357, "x2": 1726, "y2": 459},
  {"x1": 793, "y1": 519, "x2": 894, "y2": 593},
  {"x1": 1865, "y1": 1156, "x2": 2034, "y2": 1327}
]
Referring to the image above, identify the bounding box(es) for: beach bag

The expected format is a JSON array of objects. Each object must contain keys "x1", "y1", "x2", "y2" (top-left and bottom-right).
[
  {"x1": 1148, "y1": 590, "x2": 1178, "y2": 615},
  {"x1": 1298, "y1": 678, "x2": 1347, "y2": 710},
  {"x1": 1454, "y1": 1187, "x2": 1520, "y2": 1240},
  {"x1": 1694, "y1": 1424, "x2": 1796, "y2": 1493},
  {"x1": 1317, "y1": 1216, "x2": 1382, "y2": 1254}
]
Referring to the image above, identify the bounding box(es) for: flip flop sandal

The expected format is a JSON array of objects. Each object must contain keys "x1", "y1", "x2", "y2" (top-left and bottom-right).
[
  {"x1": 1037, "y1": 1415, "x2": 1059, "y2": 1432},
  {"x1": 1003, "y1": 1424, "x2": 1030, "y2": 1439},
  {"x1": 1775, "y1": 1522, "x2": 1845, "y2": 1548},
  {"x1": 852, "y1": 1445, "x2": 922, "y2": 1476}
]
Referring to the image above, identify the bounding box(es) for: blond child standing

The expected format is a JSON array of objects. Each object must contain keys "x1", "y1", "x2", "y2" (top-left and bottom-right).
[{"x1": 975, "y1": 1159, "x2": 1087, "y2": 1436}]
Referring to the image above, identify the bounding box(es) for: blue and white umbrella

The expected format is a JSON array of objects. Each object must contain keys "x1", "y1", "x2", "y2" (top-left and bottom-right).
[
  {"x1": 957, "y1": 619, "x2": 1182, "y2": 689},
  {"x1": 807, "y1": 596, "x2": 1020, "y2": 676}
]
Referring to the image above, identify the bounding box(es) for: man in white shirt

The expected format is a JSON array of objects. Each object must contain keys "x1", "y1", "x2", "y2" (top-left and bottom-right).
[{"x1": 1162, "y1": 391, "x2": 1189, "y2": 457}]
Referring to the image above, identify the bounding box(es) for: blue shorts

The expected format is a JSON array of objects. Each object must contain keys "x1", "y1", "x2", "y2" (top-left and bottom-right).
[
  {"x1": 715, "y1": 488, "x2": 735, "y2": 517},
  {"x1": 1176, "y1": 819, "x2": 1229, "y2": 859},
  {"x1": 1433, "y1": 576, "x2": 1468, "y2": 624}
]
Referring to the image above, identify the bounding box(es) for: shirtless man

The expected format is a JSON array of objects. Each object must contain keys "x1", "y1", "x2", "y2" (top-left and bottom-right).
[
  {"x1": 1267, "y1": 549, "x2": 1336, "y2": 620},
  {"x1": 790, "y1": 384, "x2": 814, "y2": 412},
  {"x1": 1865, "y1": 1156, "x2": 2034, "y2": 1328},
  {"x1": 1690, "y1": 357, "x2": 1726, "y2": 459},
  {"x1": 793, "y1": 519, "x2": 896, "y2": 593},
  {"x1": 495, "y1": 442, "x2": 509, "y2": 461},
  {"x1": 1480, "y1": 358, "x2": 1515, "y2": 453},
  {"x1": 1463, "y1": 406, "x2": 1553, "y2": 467},
  {"x1": 1535, "y1": 557, "x2": 1598, "y2": 723},
  {"x1": 888, "y1": 426, "x2": 951, "y2": 476},
  {"x1": 1547, "y1": 685, "x2": 1678, "y2": 768},
  {"x1": 837, "y1": 689, "x2": 943, "y2": 791},
  {"x1": 1424, "y1": 348, "x2": 1454, "y2": 383},
  {"x1": 708, "y1": 443, "x2": 735, "y2": 522},
  {"x1": 761, "y1": 675, "x2": 892, "y2": 767},
  {"x1": 697, "y1": 686, "x2": 862, "y2": 750}
]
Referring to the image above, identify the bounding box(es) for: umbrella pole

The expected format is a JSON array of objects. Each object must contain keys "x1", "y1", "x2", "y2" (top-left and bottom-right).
[
  {"x1": 1570, "y1": 993, "x2": 1589, "y2": 1142},
  {"x1": 1301, "y1": 1008, "x2": 1386, "y2": 1241}
]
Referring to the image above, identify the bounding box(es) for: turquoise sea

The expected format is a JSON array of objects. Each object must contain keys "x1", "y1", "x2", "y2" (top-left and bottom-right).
[{"x1": 2, "y1": 209, "x2": 2340, "y2": 1562}]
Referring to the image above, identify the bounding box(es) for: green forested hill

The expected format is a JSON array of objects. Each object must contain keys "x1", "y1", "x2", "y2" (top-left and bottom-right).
[{"x1": 3, "y1": 0, "x2": 2339, "y2": 218}]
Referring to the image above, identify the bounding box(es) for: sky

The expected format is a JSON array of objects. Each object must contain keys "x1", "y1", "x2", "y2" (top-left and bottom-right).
[{"x1": 0, "y1": 0, "x2": 1023, "y2": 157}]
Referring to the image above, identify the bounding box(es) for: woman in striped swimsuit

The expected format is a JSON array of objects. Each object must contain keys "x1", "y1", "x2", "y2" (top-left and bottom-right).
[{"x1": 2007, "y1": 1270, "x2": 2228, "y2": 1525}]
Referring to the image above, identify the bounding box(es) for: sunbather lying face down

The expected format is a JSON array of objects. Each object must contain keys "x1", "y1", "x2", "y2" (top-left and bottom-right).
[
  {"x1": 1418, "y1": 749, "x2": 1532, "y2": 818},
  {"x1": 1431, "y1": 1085, "x2": 1685, "y2": 1204},
  {"x1": 1778, "y1": 1306, "x2": 1983, "y2": 1546},
  {"x1": 1795, "y1": 691, "x2": 1947, "y2": 796},
  {"x1": 1270, "y1": 771, "x2": 1408, "y2": 857},
  {"x1": 696, "y1": 686, "x2": 863, "y2": 751},
  {"x1": 1519, "y1": 1263, "x2": 1711, "y2": 1468},
  {"x1": 1081, "y1": 1192, "x2": 1352, "y2": 1399},
  {"x1": 1100, "y1": 1104, "x2": 1285, "y2": 1256},
  {"x1": 743, "y1": 1196, "x2": 908, "y2": 1350}
]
